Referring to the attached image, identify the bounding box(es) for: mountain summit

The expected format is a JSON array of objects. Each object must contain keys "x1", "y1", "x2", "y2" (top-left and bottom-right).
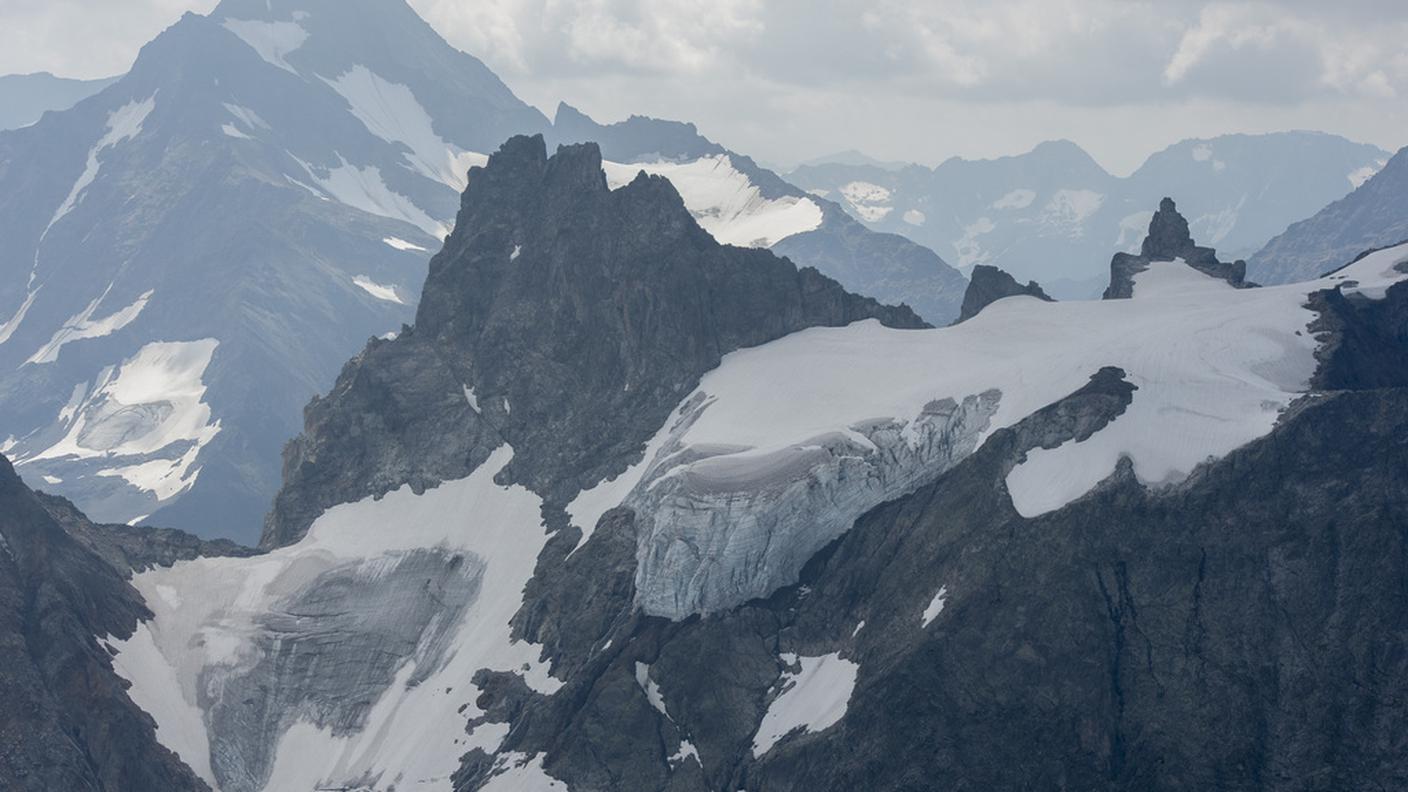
[
  {"x1": 265, "y1": 134, "x2": 924, "y2": 547},
  {"x1": 1105, "y1": 197, "x2": 1249, "y2": 298}
]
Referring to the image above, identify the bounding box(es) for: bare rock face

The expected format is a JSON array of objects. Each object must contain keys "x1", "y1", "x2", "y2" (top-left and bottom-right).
[
  {"x1": 955, "y1": 264, "x2": 1054, "y2": 323},
  {"x1": 264, "y1": 134, "x2": 925, "y2": 549},
  {"x1": 1105, "y1": 197, "x2": 1250, "y2": 298},
  {"x1": 0, "y1": 455, "x2": 210, "y2": 792}
]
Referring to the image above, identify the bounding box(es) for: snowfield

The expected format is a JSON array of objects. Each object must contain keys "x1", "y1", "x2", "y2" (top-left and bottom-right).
[
  {"x1": 571, "y1": 243, "x2": 1408, "y2": 617},
  {"x1": 602, "y1": 155, "x2": 823, "y2": 248}
]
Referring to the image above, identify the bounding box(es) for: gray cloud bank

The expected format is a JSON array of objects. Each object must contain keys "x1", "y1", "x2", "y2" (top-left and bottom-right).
[{"x1": 1, "y1": 0, "x2": 1404, "y2": 171}]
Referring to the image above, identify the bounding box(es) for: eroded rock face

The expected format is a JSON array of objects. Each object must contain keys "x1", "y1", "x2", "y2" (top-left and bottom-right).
[
  {"x1": 630, "y1": 391, "x2": 1001, "y2": 619},
  {"x1": 956, "y1": 264, "x2": 1053, "y2": 323},
  {"x1": 1105, "y1": 197, "x2": 1250, "y2": 298},
  {"x1": 264, "y1": 134, "x2": 924, "y2": 549}
]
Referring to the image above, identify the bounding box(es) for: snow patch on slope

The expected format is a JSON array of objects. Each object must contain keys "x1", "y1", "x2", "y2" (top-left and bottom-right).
[
  {"x1": 752, "y1": 652, "x2": 859, "y2": 757},
  {"x1": 602, "y1": 155, "x2": 822, "y2": 248},
  {"x1": 223, "y1": 102, "x2": 269, "y2": 133},
  {"x1": 0, "y1": 288, "x2": 40, "y2": 346},
  {"x1": 921, "y1": 585, "x2": 949, "y2": 627},
  {"x1": 221, "y1": 19, "x2": 308, "y2": 74},
  {"x1": 321, "y1": 65, "x2": 487, "y2": 192},
  {"x1": 44, "y1": 94, "x2": 156, "y2": 238},
  {"x1": 956, "y1": 217, "x2": 996, "y2": 269},
  {"x1": 992, "y1": 188, "x2": 1037, "y2": 210},
  {"x1": 1348, "y1": 160, "x2": 1387, "y2": 189},
  {"x1": 109, "y1": 446, "x2": 563, "y2": 792},
  {"x1": 839, "y1": 181, "x2": 893, "y2": 222},
  {"x1": 352, "y1": 275, "x2": 404, "y2": 304},
  {"x1": 26, "y1": 288, "x2": 153, "y2": 365},
  {"x1": 383, "y1": 236, "x2": 428, "y2": 252},
  {"x1": 1040, "y1": 189, "x2": 1103, "y2": 234},
  {"x1": 294, "y1": 153, "x2": 447, "y2": 239},
  {"x1": 635, "y1": 662, "x2": 670, "y2": 718}
]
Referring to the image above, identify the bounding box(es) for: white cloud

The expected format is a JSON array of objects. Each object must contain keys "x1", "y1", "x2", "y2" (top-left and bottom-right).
[{"x1": 0, "y1": 0, "x2": 1404, "y2": 175}]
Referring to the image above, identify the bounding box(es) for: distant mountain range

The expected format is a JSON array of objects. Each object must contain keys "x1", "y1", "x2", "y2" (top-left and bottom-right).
[
  {"x1": 0, "y1": 72, "x2": 119, "y2": 130},
  {"x1": 787, "y1": 133, "x2": 1391, "y2": 297}
]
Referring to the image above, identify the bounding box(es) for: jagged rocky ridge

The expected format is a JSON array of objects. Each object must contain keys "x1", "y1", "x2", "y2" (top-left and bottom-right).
[
  {"x1": 955, "y1": 264, "x2": 1053, "y2": 323},
  {"x1": 549, "y1": 104, "x2": 970, "y2": 325},
  {"x1": 265, "y1": 134, "x2": 924, "y2": 549},
  {"x1": 1104, "y1": 197, "x2": 1250, "y2": 299}
]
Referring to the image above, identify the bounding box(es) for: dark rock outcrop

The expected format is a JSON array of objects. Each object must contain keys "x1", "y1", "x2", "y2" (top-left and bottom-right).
[
  {"x1": 955, "y1": 264, "x2": 1053, "y2": 323},
  {"x1": 1104, "y1": 197, "x2": 1250, "y2": 298},
  {"x1": 35, "y1": 491, "x2": 258, "y2": 574},
  {"x1": 0, "y1": 455, "x2": 209, "y2": 791},
  {"x1": 263, "y1": 134, "x2": 926, "y2": 548}
]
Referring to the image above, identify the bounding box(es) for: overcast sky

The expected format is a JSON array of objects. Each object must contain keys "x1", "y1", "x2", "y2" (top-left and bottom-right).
[{"x1": 1, "y1": 0, "x2": 1405, "y2": 173}]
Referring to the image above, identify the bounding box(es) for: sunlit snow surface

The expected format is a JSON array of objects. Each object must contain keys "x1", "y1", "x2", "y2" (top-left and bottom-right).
[
  {"x1": 26, "y1": 288, "x2": 153, "y2": 365},
  {"x1": 752, "y1": 652, "x2": 859, "y2": 757},
  {"x1": 602, "y1": 155, "x2": 823, "y2": 248},
  {"x1": 221, "y1": 19, "x2": 309, "y2": 74},
  {"x1": 352, "y1": 275, "x2": 405, "y2": 304},
  {"x1": 572, "y1": 244, "x2": 1408, "y2": 546},
  {"x1": 322, "y1": 65, "x2": 487, "y2": 192},
  {"x1": 293, "y1": 153, "x2": 448, "y2": 239},
  {"x1": 110, "y1": 446, "x2": 564, "y2": 792}
]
